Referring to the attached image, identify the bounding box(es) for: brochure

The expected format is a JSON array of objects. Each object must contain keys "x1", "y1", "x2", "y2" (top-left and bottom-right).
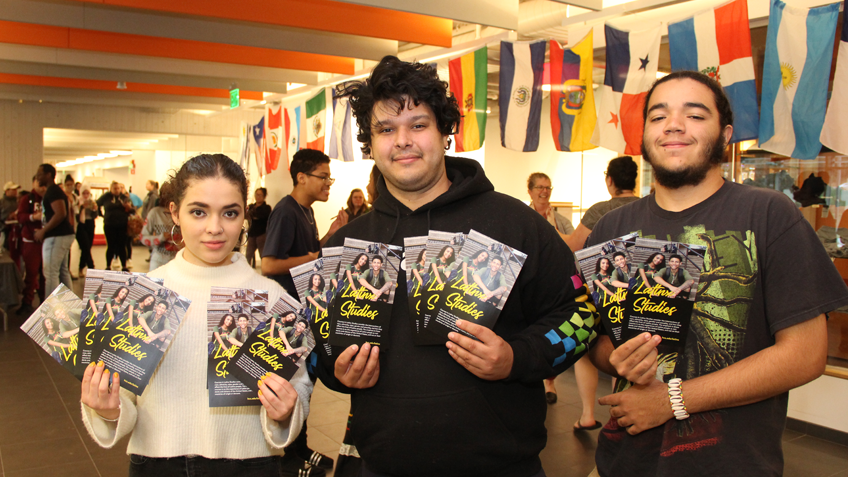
[
  {"x1": 291, "y1": 255, "x2": 337, "y2": 356},
  {"x1": 403, "y1": 236, "x2": 432, "y2": 345},
  {"x1": 77, "y1": 270, "x2": 135, "y2": 374},
  {"x1": 328, "y1": 238, "x2": 402, "y2": 348},
  {"x1": 620, "y1": 238, "x2": 705, "y2": 353},
  {"x1": 227, "y1": 293, "x2": 316, "y2": 391},
  {"x1": 575, "y1": 233, "x2": 638, "y2": 347},
  {"x1": 414, "y1": 231, "x2": 466, "y2": 345},
  {"x1": 20, "y1": 285, "x2": 84, "y2": 377},
  {"x1": 425, "y1": 230, "x2": 527, "y2": 341},
  {"x1": 91, "y1": 274, "x2": 189, "y2": 395},
  {"x1": 207, "y1": 297, "x2": 267, "y2": 407}
]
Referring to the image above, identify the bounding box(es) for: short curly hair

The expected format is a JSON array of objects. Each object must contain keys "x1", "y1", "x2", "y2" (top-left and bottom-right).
[
  {"x1": 338, "y1": 56, "x2": 461, "y2": 156},
  {"x1": 643, "y1": 70, "x2": 733, "y2": 132}
]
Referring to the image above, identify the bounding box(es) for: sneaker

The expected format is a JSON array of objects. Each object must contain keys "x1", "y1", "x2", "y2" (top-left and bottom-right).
[
  {"x1": 297, "y1": 450, "x2": 334, "y2": 470},
  {"x1": 126, "y1": 259, "x2": 133, "y2": 270},
  {"x1": 110, "y1": 259, "x2": 119, "y2": 271}
]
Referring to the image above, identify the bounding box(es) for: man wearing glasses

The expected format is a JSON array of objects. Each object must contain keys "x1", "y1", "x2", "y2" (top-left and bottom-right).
[
  {"x1": 261, "y1": 148, "x2": 346, "y2": 474},
  {"x1": 262, "y1": 148, "x2": 347, "y2": 298}
]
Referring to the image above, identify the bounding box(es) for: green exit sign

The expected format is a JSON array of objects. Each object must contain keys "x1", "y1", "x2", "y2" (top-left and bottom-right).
[{"x1": 230, "y1": 89, "x2": 240, "y2": 109}]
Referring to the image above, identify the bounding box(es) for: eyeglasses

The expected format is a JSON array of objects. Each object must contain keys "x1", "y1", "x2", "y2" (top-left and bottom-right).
[
  {"x1": 305, "y1": 173, "x2": 336, "y2": 185},
  {"x1": 532, "y1": 186, "x2": 553, "y2": 192}
]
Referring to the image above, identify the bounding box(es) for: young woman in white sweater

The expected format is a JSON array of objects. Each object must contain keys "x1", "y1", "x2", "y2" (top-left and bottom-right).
[{"x1": 80, "y1": 154, "x2": 313, "y2": 476}]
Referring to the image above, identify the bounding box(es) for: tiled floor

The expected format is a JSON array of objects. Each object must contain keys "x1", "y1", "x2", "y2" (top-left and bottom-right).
[{"x1": 1, "y1": 245, "x2": 847, "y2": 476}]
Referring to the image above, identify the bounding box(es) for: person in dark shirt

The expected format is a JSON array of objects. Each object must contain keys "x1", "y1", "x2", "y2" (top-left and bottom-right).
[
  {"x1": 246, "y1": 187, "x2": 271, "y2": 268},
  {"x1": 16, "y1": 176, "x2": 45, "y2": 316},
  {"x1": 343, "y1": 188, "x2": 371, "y2": 221},
  {"x1": 96, "y1": 181, "x2": 133, "y2": 271},
  {"x1": 34, "y1": 163, "x2": 75, "y2": 295}
]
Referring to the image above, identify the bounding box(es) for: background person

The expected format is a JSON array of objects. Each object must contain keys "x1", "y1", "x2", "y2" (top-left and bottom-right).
[
  {"x1": 140, "y1": 182, "x2": 177, "y2": 271},
  {"x1": 246, "y1": 187, "x2": 271, "y2": 268},
  {"x1": 75, "y1": 185, "x2": 98, "y2": 277},
  {"x1": 15, "y1": 176, "x2": 45, "y2": 316},
  {"x1": 34, "y1": 163, "x2": 75, "y2": 295},
  {"x1": 527, "y1": 172, "x2": 574, "y2": 242},
  {"x1": 97, "y1": 181, "x2": 133, "y2": 271},
  {"x1": 344, "y1": 188, "x2": 371, "y2": 221}
]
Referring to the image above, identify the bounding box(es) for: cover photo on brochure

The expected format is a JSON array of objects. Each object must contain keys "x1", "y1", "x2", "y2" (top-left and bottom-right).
[
  {"x1": 576, "y1": 233, "x2": 638, "y2": 347},
  {"x1": 206, "y1": 289, "x2": 267, "y2": 407},
  {"x1": 291, "y1": 249, "x2": 342, "y2": 355},
  {"x1": 425, "y1": 229, "x2": 528, "y2": 341},
  {"x1": 90, "y1": 273, "x2": 189, "y2": 394},
  {"x1": 414, "y1": 230, "x2": 466, "y2": 345},
  {"x1": 403, "y1": 235, "x2": 431, "y2": 344},
  {"x1": 227, "y1": 293, "x2": 316, "y2": 393},
  {"x1": 78, "y1": 269, "x2": 132, "y2": 375},
  {"x1": 329, "y1": 238, "x2": 402, "y2": 348},
  {"x1": 20, "y1": 284, "x2": 84, "y2": 376}
]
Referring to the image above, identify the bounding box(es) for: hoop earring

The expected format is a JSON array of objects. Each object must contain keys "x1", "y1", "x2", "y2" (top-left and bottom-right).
[
  {"x1": 239, "y1": 226, "x2": 249, "y2": 247},
  {"x1": 444, "y1": 137, "x2": 452, "y2": 151},
  {"x1": 170, "y1": 224, "x2": 184, "y2": 245}
]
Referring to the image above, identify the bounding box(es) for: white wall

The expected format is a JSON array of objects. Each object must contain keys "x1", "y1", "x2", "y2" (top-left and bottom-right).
[{"x1": 788, "y1": 374, "x2": 848, "y2": 433}]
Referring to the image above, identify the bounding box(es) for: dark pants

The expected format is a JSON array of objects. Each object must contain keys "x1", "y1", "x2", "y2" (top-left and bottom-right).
[
  {"x1": 20, "y1": 240, "x2": 44, "y2": 306},
  {"x1": 126, "y1": 231, "x2": 134, "y2": 259},
  {"x1": 76, "y1": 220, "x2": 95, "y2": 270},
  {"x1": 246, "y1": 233, "x2": 266, "y2": 268},
  {"x1": 129, "y1": 454, "x2": 283, "y2": 477},
  {"x1": 104, "y1": 223, "x2": 128, "y2": 269}
]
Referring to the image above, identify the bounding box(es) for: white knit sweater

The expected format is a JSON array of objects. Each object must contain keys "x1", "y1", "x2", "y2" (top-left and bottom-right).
[{"x1": 81, "y1": 250, "x2": 311, "y2": 458}]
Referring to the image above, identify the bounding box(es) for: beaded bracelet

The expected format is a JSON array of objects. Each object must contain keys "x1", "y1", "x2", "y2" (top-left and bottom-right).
[{"x1": 667, "y1": 378, "x2": 690, "y2": 420}]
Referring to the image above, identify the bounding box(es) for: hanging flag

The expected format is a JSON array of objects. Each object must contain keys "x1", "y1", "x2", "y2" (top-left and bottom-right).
[
  {"x1": 590, "y1": 24, "x2": 661, "y2": 155},
  {"x1": 329, "y1": 94, "x2": 354, "y2": 161},
  {"x1": 820, "y1": 0, "x2": 848, "y2": 155},
  {"x1": 550, "y1": 33, "x2": 597, "y2": 152},
  {"x1": 265, "y1": 103, "x2": 283, "y2": 173},
  {"x1": 759, "y1": 0, "x2": 839, "y2": 159},
  {"x1": 668, "y1": 0, "x2": 759, "y2": 143},
  {"x1": 284, "y1": 106, "x2": 300, "y2": 167},
  {"x1": 251, "y1": 116, "x2": 265, "y2": 177},
  {"x1": 238, "y1": 120, "x2": 251, "y2": 169},
  {"x1": 499, "y1": 40, "x2": 546, "y2": 152},
  {"x1": 306, "y1": 89, "x2": 327, "y2": 152},
  {"x1": 449, "y1": 47, "x2": 488, "y2": 152}
]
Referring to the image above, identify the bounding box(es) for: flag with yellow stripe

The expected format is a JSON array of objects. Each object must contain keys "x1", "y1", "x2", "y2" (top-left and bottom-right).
[
  {"x1": 449, "y1": 47, "x2": 487, "y2": 152},
  {"x1": 550, "y1": 33, "x2": 597, "y2": 152}
]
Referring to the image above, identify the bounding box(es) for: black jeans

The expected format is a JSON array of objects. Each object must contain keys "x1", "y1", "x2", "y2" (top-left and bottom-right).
[
  {"x1": 129, "y1": 454, "x2": 283, "y2": 477},
  {"x1": 76, "y1": 220, "x2": 95, "y2": 270},
  {"x1": 103, "y1": 223, "x2": 128, "y2": 269}
]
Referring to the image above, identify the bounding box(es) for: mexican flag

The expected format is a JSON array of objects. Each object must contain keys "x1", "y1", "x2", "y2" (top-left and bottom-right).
[{"x1": 305, "y1": 88, "x2": 327, "y2": 152}]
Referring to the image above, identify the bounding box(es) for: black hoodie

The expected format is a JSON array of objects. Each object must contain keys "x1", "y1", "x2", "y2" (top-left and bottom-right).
[{"x1": 317, "y1": 157, "x2": 598, "y2": 477}]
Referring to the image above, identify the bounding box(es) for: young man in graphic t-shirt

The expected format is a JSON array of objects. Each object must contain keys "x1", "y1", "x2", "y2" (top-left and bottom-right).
[
  {"x1": 34, "y1": 163, "x2": 75, "y2": 296},
  {"x1": 586, "y1": 71, "x2": 848, "y2": 477}
]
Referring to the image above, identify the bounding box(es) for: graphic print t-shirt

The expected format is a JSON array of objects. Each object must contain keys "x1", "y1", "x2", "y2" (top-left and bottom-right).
[{"x1": 586, "y1": 181, "x2": 848, "y2": 477}]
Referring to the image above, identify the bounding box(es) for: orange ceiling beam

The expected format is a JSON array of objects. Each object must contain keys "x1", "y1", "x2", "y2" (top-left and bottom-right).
[
  {"x1": 0, "y1": 20, "x2": 355, "y2": 74},
  {"x1": 73, "y1": 0, "x2": 453, "y2": 47},
  {"x1": 0, "y1": 72, "x2": 264, "y2": 100}
]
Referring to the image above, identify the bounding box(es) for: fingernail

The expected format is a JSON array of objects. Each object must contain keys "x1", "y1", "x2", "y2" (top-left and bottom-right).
[
  {"x1": 362, "y1": 343, "x2": 370, "y2": 352},
  {"x1": 258, "y1": 390, "x2": 263, "y2": 397},
  {"x1": 643, "y1": 333, "x2": 651, "y2": 341},
  {"x1": 103, "y1": 368, "x2": 109, "y2": 375},
  {"x1": 97, "y1": 360, "x2": 104, "y2": 366},
  {"x1": 257, "y1": 380, "x2": 263, "y2": 388},
  {"x1": 88, "y1": 362, "x2": 96, "y2": 367},
  {"x1": 350, "y1": 344, "x2": 358, "y2": 353},
  {"x1": 455, "y1": 319, "x2": 463, "y2": 326},
  {"x1": 113, "y1": 372, "x2": 119, "y2": 379}
]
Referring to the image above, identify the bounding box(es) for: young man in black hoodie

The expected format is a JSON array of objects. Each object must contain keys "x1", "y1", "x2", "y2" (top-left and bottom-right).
[{"x1": 315, "y1": 56, "x2": 599, "y2": 477}]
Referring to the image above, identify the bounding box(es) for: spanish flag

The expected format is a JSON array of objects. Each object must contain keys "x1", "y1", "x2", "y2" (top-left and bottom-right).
[
  {"x1": 449, "y1": 47, "x2": 487, "y2": 152},
  {"x1": 550, "y1": 33, "x2": 596, "y2": 152}
]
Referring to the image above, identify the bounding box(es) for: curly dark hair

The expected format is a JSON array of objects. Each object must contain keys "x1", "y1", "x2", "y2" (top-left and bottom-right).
[
  {"x1": 643, "y1": 70, "x2": 733, "y2": 133},
  {"x1": 606, "y1": 156, "x2": 638, "y2": 192},
  {"x1": 338, "y1": 55, "x2": 461, "y2": 156},
  {"x1": 166, "y1": 154, "x2": 248, "y2": 212}
]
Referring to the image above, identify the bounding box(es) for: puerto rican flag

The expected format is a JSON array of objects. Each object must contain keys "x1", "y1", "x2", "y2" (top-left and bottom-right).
[
  {"x1": 590, "y1": 24, "x2": 661, "y2": 155},
  {"x1": 668, "y1": 0, "x2": 759, "y2": 143}
]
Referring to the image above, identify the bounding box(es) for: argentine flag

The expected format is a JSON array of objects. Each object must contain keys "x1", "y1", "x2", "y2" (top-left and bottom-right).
[{"x1": 759, "y1": 0, "x2": 839, "y2": 159}]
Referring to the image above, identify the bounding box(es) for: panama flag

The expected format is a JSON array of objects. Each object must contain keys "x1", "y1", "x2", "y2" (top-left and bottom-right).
[
  {"x1": 668, "y1": 0, "x2": 759, "y2": 143},
  {"x1": 550, "y1": 32, "x2": 597, "y2": 152},
  {"x1": 591, "y1": 24, "x2": 661, "y2": 155},
  {"x1": 305, "y1": 88, "x2": 327, "y2": 152},
  {"x1": 759, "y1": 0, "x2": 839, "y2": 159},
  {"x1": 449, "y1": 47, "x2": 488, "y2": 152},
  {"x1": 499, "y1": 40, "x2": 546, "y2": 152},
  {"x1": 820, "y1": 0, "x2": 848, "y2": 155},
  {"x1": 265, "y1": 103, "x2": 283, "y2": 173},
  {"x1": 329, "y1": 94, "x2": 354, "y2": 161},
  {"x1": 250, "y1": 116, "x2": 265, "y2": 177},
  {"x1": 285, "y1": 106, "x2": 300, "y2": 166}
]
